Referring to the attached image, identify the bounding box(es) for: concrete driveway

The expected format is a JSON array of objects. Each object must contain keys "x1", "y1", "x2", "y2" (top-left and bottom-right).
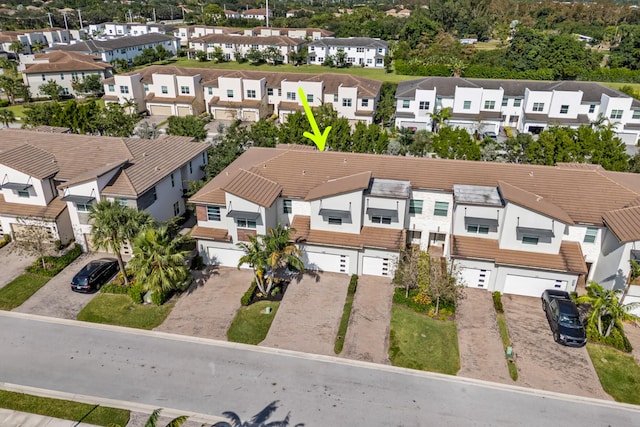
[
  {"x1": 154, "y1": 267, "x2": 254, "y2": 340},
  {"x1": 340, "y1": 275, "x2": 393, "y2": 364},
  {"x1": 0, "y1": 243, "x2": 36, "y2": 289},
  {"x1": 12, "y1": 252, "x2": 107, "y2": 319},
  {"x1": 502, "y1": 294, "x2": 611, "y2": 400},
  {"x1": 260, "y1": 272, "x2": 348, "y2": 355}
]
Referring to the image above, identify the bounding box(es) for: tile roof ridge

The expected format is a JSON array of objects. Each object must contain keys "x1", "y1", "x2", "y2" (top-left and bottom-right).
[
  {"x1": 118, "y1": 169, "x2": 137, "y2": 194},
  {"x1": 594, "y1": 168, "x2": 640, "y2": 198},
  {"x1": 497, "y1": 179, "x2": 544, "y2": 199},
  {"x1": 326, "y1": 169, "x2": 372, "y2": 182},
  {"x1": 247, "y1": 146, "x2": 297, "y2": 171},
  {"x1": 238, "y1": 167, "x2": 280, "y2": 186}
]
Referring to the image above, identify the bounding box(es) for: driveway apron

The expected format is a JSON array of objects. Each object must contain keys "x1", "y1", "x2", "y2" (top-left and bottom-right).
[
  {"x1": 154, "y1": 267, "x2": 254, "y2": 340},
  {"x1": 340, "y1": 275, "x2": 393, "y2": 364},
  {"x1": 456, "y1": 288, "x2": 512, "y2": 384},
  {"x1": 502, "y1": 294, "x2": 611, "y2": 400},
  {"x1": 260, "y1": 272, "x2": 348, "y2": 355},
  {"x1": 0, "y1": 244, "x2": 36, "y2": 289}
]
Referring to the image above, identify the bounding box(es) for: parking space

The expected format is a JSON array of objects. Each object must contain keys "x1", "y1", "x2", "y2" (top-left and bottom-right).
[
  {"x1": 340, "y1": 275, "x2": 394, "y2": 364},
  {"x1": 12, "y1": 252, "x2": 107, "y2": 319},
  {"x1": 502, "y1": 294, "x2": 611, "y2": 400},
  {"x1": 0, "y1": 244, "x2": 36, "y2": 290},
  {"x1": 260, "y1": 272, "x2": 348, "y2": 355}
]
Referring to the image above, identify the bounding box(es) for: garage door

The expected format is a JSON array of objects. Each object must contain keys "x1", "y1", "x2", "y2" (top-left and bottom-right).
[
  {"x1": 243, "y1": 111, "x2": 257, "y2": 122},
  {"x1": 149, "y1": 105, "x2": 172, "y2": 116},
  {"x1": 459, "y1": 267, "x2": 491, "y2": 289},
  {"x1": 11, "y1": 223, "x2": 54, "y2": 243},
  {"x1": 362, "y1": 256, "x2": 392, "y2": 276},
  {"x1": 177, "y1": 106, "x2": 191, "y2": 117},
  {"x1": 215, "y1": 109, "x2": 236, "y2": 120},
  {"x1": 208, "y1": 247, "x2": 246, "y2": 268},
  {"x1": 503, "y1": 274, "x2": 567, "y2": 298},
  {"x1": 305, "y1": 252, "x2": 348, "y2": 273}
]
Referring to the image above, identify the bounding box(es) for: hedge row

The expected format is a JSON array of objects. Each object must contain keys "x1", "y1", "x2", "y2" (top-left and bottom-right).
[{"x1": 26, "y1": 244, "x2": 82, "y2": 277}]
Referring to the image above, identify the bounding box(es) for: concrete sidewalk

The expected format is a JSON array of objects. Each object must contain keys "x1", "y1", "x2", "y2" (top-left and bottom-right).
[{"x1": 0, "y1": 408, "x2": 101, "y2": 427}]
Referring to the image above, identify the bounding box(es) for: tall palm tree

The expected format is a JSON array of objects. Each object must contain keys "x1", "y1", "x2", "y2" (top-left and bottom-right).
[
  {"x1": 576, "y1": 282, "x2": 640, "y2": 337},
  {"x1": 0, "y1": 108, "x2": 15, "y2": 128},
  {"x1": 9, "y1": 41, "x2": 24, "y2": 61},
  {"x1": 214, "y1": 400, "x2": 304, "y2": 427},
  {"x1": 123, "y1": 97, "x2": 138, "y2": 115},
  {"x1": 237, "y1": 234, "x2": 269, "y2": 294},
  {"x1": 128, "y1": 226, "x2": 191, "y2": 297},
  {"x1": 89, "y1": 200, "x2": 153, "y2": 286},
  {"x1": 263, "y1": 224, "x2": 304, "y2": 291},
  {"x1": 430, "y1": 107, "x2": 452, "y2": 134}
]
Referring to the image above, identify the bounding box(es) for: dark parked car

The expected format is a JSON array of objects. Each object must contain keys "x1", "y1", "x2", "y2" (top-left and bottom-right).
[
  {"x1": 482, "y1": 131, "x2": 498, "y2": 141},
  {"x1": 541, "y1": 289, "x2": 587, "y2": 347},
  {"x1": 71, "y1": 258, "x2": 118, "y2": 293}
]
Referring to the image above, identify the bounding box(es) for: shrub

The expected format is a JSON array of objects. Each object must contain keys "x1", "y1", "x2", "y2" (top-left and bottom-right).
[
  {"x1": 587, "y1": 321, "x2": 633, "y2": 353},
  {"x1": 100, "y1": 283, "x2": 129, "y2": 294},
  {"x1": 241, "y1": 280, "x2": 258, "y2": 306},
  {"x1": 393, "y1": 287, "x2": 430, "y2": 313},
  {"x1": 150, "y1": 290, "x2": 171, "y2": 306},
  {"x1": 190, "y1": 254, "x2": 204, "y2": 270},
  {"x1": 128, "y1": 283, "x2": 145, "y2": 304},
  {"x1": 26, "y1": 243, "x2": 82, "y2": 277},
  {"x1": 413, "y1": 292, "x2": 432, "y2": 306},
  {"x1": 504, "y1": 126, "x2": 514, "y2": 138},
  {"x1": 492, "y1": 291, "x2": 504, "y2": 313},
  {"x1": 348, "y1": 274, "x2": 358, "y2": 295},
  {"x1": 0, "y1": 234, "x2": 11, "y2": 249}
]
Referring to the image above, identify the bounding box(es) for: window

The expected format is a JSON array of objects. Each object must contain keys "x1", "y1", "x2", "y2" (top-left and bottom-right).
[
  {"x1": 633, "y1": 110, "x2": 640, "y2": 120},
  {"x1": 584, "y1": 227, "x2": 598, "y2": 243},
  {"x1": 247, "y1": 89, "x2": 256, "y2": 98},
  {"x1": 484, "y1": 100, "x2": 496, "y2": 110},
  {"x1": 115, "y1": 198, "x2": 128, "y2": 207},
  {"x1": 202, "y1": 152, "x2": 206, "y2": 163},
  {"x1": 522, "y1": 236, "x2": 539, "y2": 245},
  {"x1": 71, "y1": 72, "x2": 78, "y2": 79},
  {"x1": 306, "y1": 94, "x2": 314, "y2": 103},
  {"x1": 227, "y1": 89, "x2": 234, "y2": 98},
  {"x1": 17, "y1": 190, "x2": 29, "y2": 198},
  {"x1": 60, "y1": 73, "x2": 64, "y2": 80},
  {"x1": 356, "y1": 47, "x2": 364, "y2": 52},
  {"x1": 225, "y1": 43, "x2": 232, "y2": 48},
  {"x1": 41, "y1": 74, "x2": 46, "y2": 81},
  {"x1": 560, "y1": 105, "x2": 569, "y2": 114},
  {"x1": 151, "y1": 187, "x2": 157, "y2": 201},
  {"x1": 76, "y1": 202, "x2": 91, "y2": 212},
  {"x1": 170, "y1": 173, "x2": 175, "y2": 187},
  {"x1": 433, "y1": 201, "x2": 449, "y2": 216},
  {"x1": 62, "y1": 88, "x2": 69, "y2": 96},
  {"x1": 237, "y1": 218, "x2": 257, "y2": 228},
  {"x1": 267, "y1": 88, "x2": 273, "y2": 96},
  {"x1": 362, "y1": 98, "x2": 369, "y2": 107},
  {"x1": 463, "y1": 100, "x2": 471, "y2": 110},
  {"x1": 610, "y1": 109, "x2": 624, "y2": 119},
  {"x1": 180, "y1": 86, "x2": 190, "y2": 95},
  {"x1": 283, "y1": 199, "x2": 292, "y2": 214},
  {"x1": 467, "y1": 224, "x2": 490, "y2": 234},
  {"x1": 119, "y1": 85, "x2": 129, "y2": 94},
  {"x1": 207, "y1": 87, "x2": 213, "y2": 95},
  {"x1": 532, "y1": 102, "x2": 544, "y2": 112},
  {"x1": 207, "y1": 206, "x2": 221, "y2": 221},
  {"x1": 286, "y1": 91, "x2": 296, "y2": 100},
  {"x1": 502, "y1": 98, "x2": 508, "y2": 106},
  {"x1": 143, "y1": 83, "x2": 149, "y2": 92},
  {"x1": 334, "y1": 94, "x2": 338, "y2": 102},
  {"x1": 342, "y1": 98, "x2": 352, "y2": 107},
  {"x1": 419, "y1": 101, "x2": 429, "y2": 110},
  {"x1": 328, "y1": 217, "x2": 342, "y2": 225},
  {"x1": 402, "y1": 100, "x2": 410, "y2": 108},
  {"x1": 589, "y1": 104, "x2": 596, "y2": 113},
  {"x1": 371, "y1": 216, "x2": 392, "y2": 224},
  {"x1": 173, "y1": 202, "x2": 180, "y2": 216},
  {"x1": 189, "y1": 161, "x2": 193, "y2": 174},
  {"x1": 514, "y1": 98, "x2": 522, "y2": 107},
  {"x1": 409, "y1": 199, "x2": 423, "y2": 214},
  {"x1": 161, "y1": 85, "x2": 168, "y2": 94}
]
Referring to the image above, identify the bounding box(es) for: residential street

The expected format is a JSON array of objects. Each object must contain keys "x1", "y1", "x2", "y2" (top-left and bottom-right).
[{"x1": 1, "y1": 312, "x2": 639, "y2": 426}]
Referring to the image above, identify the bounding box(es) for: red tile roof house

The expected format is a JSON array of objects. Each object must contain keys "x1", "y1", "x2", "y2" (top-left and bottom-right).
[
  {"x1": 189, "y1": 145, "x2": 640, "y2": 297},
  {"x1": 0, "y1": 129, "x2": 208, "y2": 252}
]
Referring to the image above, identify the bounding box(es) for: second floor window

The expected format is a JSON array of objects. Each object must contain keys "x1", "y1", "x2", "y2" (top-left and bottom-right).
[
  {"x1": 247, "y1": 90, "x2": 256, "y2": 98},
  {"x1": 589, "y1": 104, "x2": 596, "y2": 113},
  {"x1": 560, "y1": 105, "x2": 569, "y2": 114},
  {"x1": 532, "y1": 102, "x2": 544, "y2": 112},
  {"x1": 237, "y1": 218, "x2": 257, "y2": 228},
  {"x1": 267, "y1": 88, "x2": 273, "y2": 96},
  {"x1": 463, "y1": 100, "x2": 471, "y2": 110},
  {"x1": 17, "y1": 190, "x2": 29, "y2": 198},
  {"x1": 307, "y1": 94, "x2": 314, "y2": 103},
  {"x1": 362, "y1": 98, "x2": 369, "y2": 107},
  {"x1": 514, "y1": 98, "x2": 522, "y2": 107},
  {"x1": 633, "y1": 110, "x2": 640, "y2": 119},
  {"x1": 502, "y1": 98, "x2": 508, "y2": 106},
  {"x1": 484, "y1": 100, "x2": 496, "y2": 110},
  {"x1": 584, "y1": 227, "x2": 598, "y2": 243},
  {"x1": 170, "y1": 173, "x2": 175, "y2": 187},
  {"x1": 419, "y1": 101, "x2": 429, "y2": 110},
  {"x1": 522, "y1": 236, "x2": 539, "y2": 245},
  {"x1": 208, "y1": 87, "x2": 213, "y2": 95},
  {"x1": 180, "y1": 86, "x2": 190, "y2": 95},
  {"x1": 227, "y1": 89, "x2": 234, "y2": 98},
  {"x1": 207, "y1": 206, "x2": 221, "y2": 221},
  {"x1": 402, "y1": 100, "x2": 410, "y2": 108},
  {"x1": 108, "y1": 84, "x2": 115, "y2": 92},
  {"x1": 342, "y1": 98, "x2": 352, "y2": 107},
  {"x1": 409, "y1": 199, "x2": 423, "y2": 214},
  {"x1": 283, "y1": 199, "x2": 292, "y2": 214},
  {"x1": 467, "y1": 224, "x2": 489, "y2": 234},
  {"x1": 286, "y1": 91, "x2": 296, "y2": 100},
  {"x1": 76, "y1": 202, "x2": 91, "y2": 212},
  {"x1": 161, "y1": 86, "x2": 168, "y2": 94},
  {"x1": 434, "y1": 201, "x2": 449, "y2": 216},
  {"x1": 328, "y1": 217, "x2": 342, "y2": 225},
  {"x1": 371, "y1": 216, "x2": 392, "y2": 224},
  {"x1": 119, "y1": 85, "x2": 129, "y2": 94},
  {"x1": 610, "y1": 109, "x2": 623, "y2": 119}
]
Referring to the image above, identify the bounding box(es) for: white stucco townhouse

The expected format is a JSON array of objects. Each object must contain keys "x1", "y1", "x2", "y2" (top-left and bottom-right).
[{"x1": 307, "y1": 37, "x2": 389, "y2": 68}]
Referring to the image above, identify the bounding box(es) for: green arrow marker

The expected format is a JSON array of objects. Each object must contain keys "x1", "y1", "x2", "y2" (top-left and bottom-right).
[{"x1": 298, "y1": 87, "x2": 331, "y2": 151}]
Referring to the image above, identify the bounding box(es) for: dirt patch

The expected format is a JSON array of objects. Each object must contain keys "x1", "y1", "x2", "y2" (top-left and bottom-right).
[
  {"x1": 0, "y1": 244, "x2": 36, "y2": 290},
  {"x1": 502, "y1": 294, "x2": 611, "y2": 400}
]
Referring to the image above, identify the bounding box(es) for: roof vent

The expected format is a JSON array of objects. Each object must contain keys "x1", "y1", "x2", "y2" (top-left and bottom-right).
[
  {"x1": 344, "y1": 158, "x2": 347, "y2": 163},
  {"x1": 302, "y1": 170, "x2": 306, "y2": 175},
  {"x1": 155, "y1": 166, "x2": 160, "y2": 171},
  {"x1": 529, "y1": 171, "x2": 534, "y2": 177},
  {"x1": 142, "y1": 152, "x2": 147, "y2": 157},
  {"x1": 263, "y1": 164, "x2": 267, "y2": 168}
]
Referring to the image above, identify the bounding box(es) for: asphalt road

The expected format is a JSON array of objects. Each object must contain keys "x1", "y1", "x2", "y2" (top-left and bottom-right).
[{"x1": 1, "y1": 313, "x2": 639, "y2": 427}]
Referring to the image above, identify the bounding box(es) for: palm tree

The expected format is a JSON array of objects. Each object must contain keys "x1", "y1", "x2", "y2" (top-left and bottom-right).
[
  {"x1": 123, "y1": 97, "x2": 138, "y2": 115},
  {"x1": 0, "y1": 108, "x2": 15, "y2": 128},
  {"x1": 137, "y1": 121, "x2": 161, "y2": 139},
  {"x1": 263, "y1": 224, "x2": 304, "y2": 291},
  {"x1": 214, "y1": 400, "x2": 304, "y2": 427},
  {"x1": 89, "y1": 200, "x2": 153, "y2": 286},
  {"x1": 237, "y1": 234, "x2": 269, "y2": 294},
  {"x1": 576, "y1": 282, "x2": 640, "y2": 337},
  {"x1": 112, "y1": 408, "x2": 187, "y2": 427},
  {"x1": 430, "y1": 107, "x2": 452, "y2": 134},
  {"x1": 128, "y1": 226, "x2": 191, "y2": 298},
  {"x1": 31, "y1": 41, "x2": 46, "y2": 53},
  {"x1": 9, "y1": 41, "x2": 24, "y2": 61}
]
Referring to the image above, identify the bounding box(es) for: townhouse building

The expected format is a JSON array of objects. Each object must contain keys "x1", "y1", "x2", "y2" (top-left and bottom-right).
[
  {"x1": 175, "y1": 25, "x2": 334, "y2": 47},
  {"x1": 88, "y1": 22, "x2": 173, "y2": 38},
  {"x1": 102, "y1": 65, "x2": 381, "y2": 125},
  {"x1": 395, "y1": 77, "x2": 640, "y2": 144},
  {"x1": 188, "y1": 34, "x2": 304, "y2": 63},
  {"x1": 189, "y1": 146, "x2": 640, "y2": 299},
  {"x1": 174, "y1": 26, "x2": 243, "y2": 45},
  {"x1": 307, "y1": 38, "x2": 389, "y2": 68},
  {"x1": 0, "y1": 129, "x2": 207, "y2": 252},
  {"x1": 241, "y1": 8, "x2": 272, "y2": 21},
  {"x1": 21, "y1": 51, "x2": 112, "y2": 98}
]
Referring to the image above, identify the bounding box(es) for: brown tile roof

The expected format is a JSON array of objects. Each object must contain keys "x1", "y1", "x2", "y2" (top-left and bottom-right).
[
  {"x1": 23, "y1": 51, "x2": 112, "y2": 74},
  {"x1": 0, "y1": 144, "x2": 59, "y2": 179},
  {"x1": 191, "y1": 34, "x2": 304, "y2": 47},
  {"x1": 222, "y1": 169, "x2": 282, "y2": 207},
  {"x1": 498, "y1": 180, "x2": 574, "y2": 225},
  {"x1": 555, "y1": 163, "x2": 604, "y2": 171},
  {"x1": 291, "y1": 215, "x2": 403, "y2": 250},
  {"x1": 0, "y1": 194, "x2": 67, "y2": 220},
  {"x1": 145, "y1": 93, "x2": 196, "y2": 104},
  {"x1": 209, "y1": 97, "x2": 262, "y2": 108},
  {"x1": 190, "y1": 225, "x2": 230, "y2": 241},
  {"x1": 59, "y1": 161, "x2": 127, "y2": 189},
  {"x1": 305, "y1": 171, "x2": 372, "y2": 201},
  {"x1": 602, "y1": 206, "x2": 640, "y2": 243},
  {"x1": 450, "y1": 235, "x2": 588, "y2": 274},
  {"x1": 32, "y1": 126, "x2": 71, "y2": 133},
  {"x1": 278, "y1": 101, "x2": 305, "y2": 111}
]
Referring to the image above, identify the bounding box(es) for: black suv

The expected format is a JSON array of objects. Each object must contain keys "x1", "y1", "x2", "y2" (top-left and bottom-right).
[
  {"x1": 541, "y1": 289, "x2": 587, "y2": 347},
  {"x1": 71, "y1": 258, "x2": 118, "y2": 293}
]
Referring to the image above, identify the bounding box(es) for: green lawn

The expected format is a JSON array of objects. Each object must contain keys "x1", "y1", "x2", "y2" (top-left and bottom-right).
[
  {"x1": 4, "y1": 104, "x2": 27, "y2": 119},
  {"x1": 0, "y1": 389, "x2": 130, "y2": 426},
  {"x1": 0, "y1": 273, "x2": 49, "y2": 310},
  {"x1": 602, "y1": 82, "x2": 640, "y2": 93},
  {"x1": 227, "y1": 300, "x2": 279, "y2": 345},
  {"x1": 587, "y1": 343, "x2": 640, "y2": 404},
  {"x1": 388, "y1": 305, "x2": 460, "y2": 375},
  {"x1": 77, "y1": 294, "x2": 173, "y2": 330},
  {"x1": 334, "y1": 294, "x2": 354, "y2": 354},
  {"x1": 473, "y1": 40, "x2": 504, "y2": 51}
]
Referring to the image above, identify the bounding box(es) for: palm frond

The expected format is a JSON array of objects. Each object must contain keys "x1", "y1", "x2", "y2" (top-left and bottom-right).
[
  {"x1": 166, "y1": 415, "x2": 189, "y2": 427},
  {"x1": 250, "y1": 401, "x2": 279, "y2": 424},
  {"x1": 144, "y1": 409, "x2": 162, "y2": 427}
]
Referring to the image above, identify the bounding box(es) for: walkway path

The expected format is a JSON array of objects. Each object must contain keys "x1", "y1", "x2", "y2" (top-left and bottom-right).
[{"x1": 341, "y1": 275, "x2": 393, "y2": 364}]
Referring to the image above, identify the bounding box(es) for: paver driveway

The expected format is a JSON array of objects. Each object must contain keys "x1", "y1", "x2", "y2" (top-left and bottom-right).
[
  {"x1": 0, "y1": 243, "x2": 36, "y2": 289},
  {"x1": 155, "y1": 267, "x2": 254, "y2": 340},
  {"x1": 502, "y1": 294, "x2": 611, "y2": 400},
  {"x1": 260, "y1": 272, "x2": 348, "y2": 355},
  {"x1": 341, "y1": 275, "x2": 393, "y2": 364},
  {"x1": 13, "y1": 252, "x2": 107, "y2": 319}
]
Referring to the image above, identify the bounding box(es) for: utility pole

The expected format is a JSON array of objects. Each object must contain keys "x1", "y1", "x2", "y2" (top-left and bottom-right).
[
  {"x1": 62, "y1": 12, "x2": 69, "y2": 30},
  {"x1": 77, "y1": 9, "x2": 84, "y2": 30},
  {"x1": 128, "y1": 9, "x2": 133, "y2": 23},
  {"x1": 153, "y1": 8, "x2": 156, "y2": 22},
  {"x1": 46, "y1": 12, "x2": 53, "y2": 28},
  {"x1": 266, "y1": 0, "x2": 269, "y2": 27}
]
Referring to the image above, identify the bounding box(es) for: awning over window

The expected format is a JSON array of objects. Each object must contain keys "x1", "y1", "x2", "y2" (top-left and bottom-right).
[
  {"x1": 464, "y1": 216, "x2": 499, "y2": 226},
  {"x1": 516, "y1": 226, "x2": 555, "y2": 238},
  {"x1": 226, "y1": 210, "x2": 260, "y2": 220},
  {"x1": 318, "y1": 208, "x2": 351, "y2": 218},
  {"x1": 366, "y1": 207, "x2": 398, "y2": 218},
  {"x1": 1, "y1": 182, "x2": 32, "y2": 191},
  {"x1": 61, "y1": 194, "x2": 96, "y2": 204}
]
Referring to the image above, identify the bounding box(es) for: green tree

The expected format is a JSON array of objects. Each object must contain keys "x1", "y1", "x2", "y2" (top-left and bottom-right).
[
  {"x1": 430, "y1": 107, "x2": 452, "y2": 134},
  {"x1": 110, "y1": 58, "x2": 130, "y2": 73},
  {"x1": 248, "y1": 119, "x2": 279, "y2": 147},
  {"x1": 0, "y1": 108, "x2": 15, "y2": 128},
  {"x1": 374, "y1": 82, "x2": 397, "y2": 126},
  {"x1": 89, "y1": 200, "x2": 153, "y2": 286},
  {"x1": 39, "y1": 79, "x2": 64, "y2": 101},
  {"x1": 205, "y1": 121, "x2": 248, "y2": 178},
  {"x1": 155, "y1": 44, "x2": 170, "y2": 62},
  {"x1": 9, "y1": 41, "x2": 24, "y2": 59},
  {"x1": 264, "y1": 46, "x2": 283, "y2": 65},
  {"x1": 137, "y1": 121, "x2": 161, "y2": 139},
  {"x1": 166, "y1": 115, "x2": 207, "y2": 141},
  {"x1": 576, "y1": 282, "x2": 640, "y2": 337},
  {"x1": 431, "y1": 126, "x2": 481, "y2": 160},
  {"x1": 202, "y1": 3, "x2": 227, "y2": 26},
  {"x1": 97, "y1": 103, "x2": 138, "y2": 137},
  {"x1": 72, "y1": 74, "x2": 104, "y2": 97},
  {"x1": 335, "y1": 49, "x2": 348, "y2": 68},
  {"x1": 246, "y1": 47, "x2": 265, "y2": 65},
  {"x1": 210, "y1": 46, "x2": 226, "y2": 63},
  {"x1": 237, "y1": 234, "x2": 269, "y2": 294},
  {"x1": 0, "y1": 76, "x2": 20, "y2": 104},
  {"x1": 195, "y1": 50, "x2": 208, "y2": 62}
]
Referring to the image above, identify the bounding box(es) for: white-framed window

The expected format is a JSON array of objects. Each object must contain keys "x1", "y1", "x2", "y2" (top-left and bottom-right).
[
  {"x1": 207, "y1": 206, "x2": 221, "y2": 221},
  {"x1": 227, "y1": 89, "x2": 234, "y2": 98},
  {"x1": 247, "y1": 89, "x2": 256, "y2": 98},
  {"x1": 170, "y1": 173, "x2": 175, "y2": 187},
  {"x1": 180, "y1": 86, "x2": 190, "y2": 95},
  {"x1": 419, "y1": 101, "x2": 429, "y2": 110},
  {"x1": 610, "y1": 109, "x2": 623, "y2": 119},
  {"x1": 17, "y1": 189, "x2": 29, "y2": 198},
  {"x1": 502, "y1": 98, "x2": 508, "y2": 106},
  {"x1": 402, "y1": 100, "x2": 410, "y2": 108},
  {"x1": 522, "y1": 236, "x2": 539, "y2": 245},
  {"x1": 306, "y1": 94, "x2": 314, "y2": 103},
  {"x1": 60, "y1": 73, "x2": 65, "y2": 80},
  {"x1": 560, "y1": 105, "x2": 569, "y2": 114},
  {"x1": 41, "y1": 74, "x2": 46, "y2": 81},
  {"x1": 584, "y1": 227, "x2": 598, "y2": 243},
  {"x1": 633, "y1": 110, "x2": 640, "y2": 120},
  {"x1": 283, "y1": 199, "x2": 292, "y2": 214},
  {"x1": 333, "y1": 94, "x2": 338, "y2": 102},
  {"x1": 62, "y1": 88, "x2": 69, "y2": 95},
  {"x1": 362, "y1": 98, "x2": 369, "y2": 107},
  {"x1": 119, "y1": 85, "x2": 129, "y2": 94},
  {"x1": 514, "y1": 98, "x2": 522, "y2": 107},
  {"x1": 161, "y1": 85, "x2": 168, "y2": 94},
  {"x1": 76, "y1": 202, "x2": 92, "y2": 212},
  {"x1": 484, "y1": 100, "x2": 496, "y2": 110},
  {"x1": 589, "y1": 104, "x2": 596, "y2": 113},
  {"x1": 409, "y1": 199, "x2": 423, "y2": 214},
  {"x1": 371, "y1": 216, "x2": 392, "y2": 224},
  {"x1": 72, "y1": 72, "x2": 78, "y2": 79},
  {"x1": 226, "y1": 43, "x2": 232, "y2": 48},
  {"x1": 328, "y1": 217, "x2": 342, "y2": 225},
  {"x1": 342, "y1": 98, "x2": 352, "y2": 107},
  {"x1": 237, "y1": 218, "x2": 257, "y2": 228},
  {"x1": 286, "y1": 91, "x2": 296, "y2": 100},
  {"x1": 434, "y1": 201, "x2": 449, "y2": 216},
  {"x1": 532, "y1": 102, "x2": 544, "y2": 112},
  {"x1": 467, "y1": 224, "x2": 489, "y2": 234},
  {"x1": 356, "y1": 47, "x2": 364, "y2": 52},
  {"x1": 173, "y1": 201, "x2": 180, "y2": 216},
  {"x1": 267, "y1": 88, "x2": 273, "y2": 96},
  {"x1": 208, "y1": 87, "x2": 213, "y2": 95},
  {"x1": 463, "y1": 100, "x2": 472, "y2": 110},
  {"x1": 143, "y1": 83, "x2": 149, "y2": 92}
]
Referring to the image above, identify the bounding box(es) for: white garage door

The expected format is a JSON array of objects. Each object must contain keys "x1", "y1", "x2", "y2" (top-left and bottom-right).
[
  {"x1": 305, "y1": 252, "x2": 348, "y2": 273},
  {"x1": 149, "y1": 105, "x2": 172, "y2": 116},
  {"x1": 243, "y1": 111, "x2": 257, "y2": 122},
  {"x1": 503, "y1": 274, "x2": 567, "y2": 298},
  {"x1": 208, "y1": 247, "x2": 246, "y2": 268},
  {"x1": 215, "y1": 109, "x2": 236, "y2": 120},
  {"x1": 177, "y1": 106, "x2": 191, "y2": 117},
  {"x1": 459, "y1": 268, "x2": 491, "y2": 289},
  {"x1": 362, "y1": 256, "x2": 392, "y2": 277}
]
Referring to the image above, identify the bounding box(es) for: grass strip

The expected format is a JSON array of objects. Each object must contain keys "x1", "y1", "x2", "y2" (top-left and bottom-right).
[
  {"x1": 334, "y1": 294, "x2": 354, "y2": 354},
  {"x1": 496, "y1": 313, "x2": 518, "y2": 381},
  {"x1": 0, "y1": 389, "x2": 130, "y2": 426},
  {"x1": 227, "y1": 300, "x2": 279, "y2": 345},
  {"x1": 77, "y1": 294, "x2": 173, "y2": 330},
  {"x1": 587, "y1": 343, "x2": 640, "y2": 404},
  {"x1": 0, "y1": 273, "x2": 49, "y2": 310}
]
